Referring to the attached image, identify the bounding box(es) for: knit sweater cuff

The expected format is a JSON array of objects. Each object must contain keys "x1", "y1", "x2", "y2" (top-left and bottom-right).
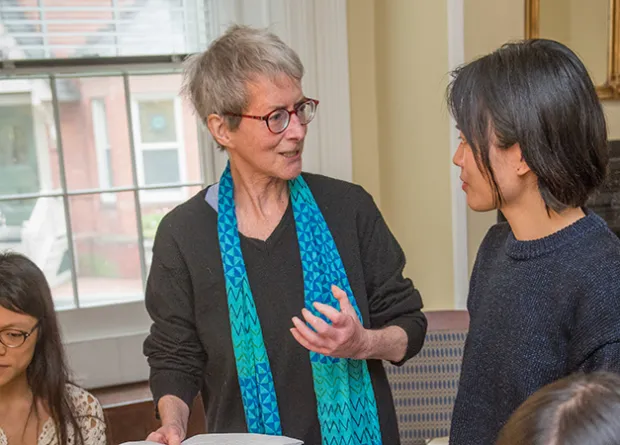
[
  {"x1": 385, "y1": 315, "x2": 427, "y2": 366},
  {"x1": 150, "y1": 370, "x2": 201, "y2": 419}
]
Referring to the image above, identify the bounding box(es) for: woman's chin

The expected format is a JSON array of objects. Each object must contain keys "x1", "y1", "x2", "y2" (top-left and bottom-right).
[
  {"x1": 467, "y1": 197, "x2": 496, "y2": 213},
  {"x1": 277, "y1": 159, "x2": 303, "y2": 180}
]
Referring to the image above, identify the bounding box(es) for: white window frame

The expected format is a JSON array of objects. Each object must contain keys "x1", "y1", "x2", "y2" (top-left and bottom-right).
[
  {"x1": 91, "y1": 98, "x2": 116, "y2": 204},
  {"x1": 131, "y1": 95, "x2": 188, "y2": 203}
]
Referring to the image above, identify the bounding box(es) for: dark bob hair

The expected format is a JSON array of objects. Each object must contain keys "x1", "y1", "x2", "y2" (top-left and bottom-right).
[
  {"x1": 447, "y1": 39, "x2": 608, "y2": 212},
  {"x1": 496, "y1": 372, "x2": 620, "y2": 445}
]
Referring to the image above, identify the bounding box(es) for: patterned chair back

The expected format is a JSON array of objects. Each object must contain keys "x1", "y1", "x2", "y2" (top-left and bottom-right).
[{"x1": 384, "y1": 310, "x2": 469, "y2": 445}]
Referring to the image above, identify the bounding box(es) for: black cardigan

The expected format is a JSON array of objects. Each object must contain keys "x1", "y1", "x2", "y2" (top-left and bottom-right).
[{"x1": 143, "y1": 172, "x2": 427, "y2": 444}]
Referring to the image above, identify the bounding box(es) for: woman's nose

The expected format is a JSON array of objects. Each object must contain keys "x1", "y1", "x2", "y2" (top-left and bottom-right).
[
  {"x1": 285, "y1": 112, "x2": 305, "y2": 140},
  {"x1": 453, "y1": 143, "x2": 464, "y2": 167}
]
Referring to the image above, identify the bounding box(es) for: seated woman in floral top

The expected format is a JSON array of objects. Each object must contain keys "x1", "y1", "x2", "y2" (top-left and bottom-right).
[{"x1": 0, "y1": 252, "x2": 106, "y2": 445}]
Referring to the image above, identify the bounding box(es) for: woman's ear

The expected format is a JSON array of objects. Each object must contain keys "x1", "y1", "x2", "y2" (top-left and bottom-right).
[
  {"x1": 207, "y1": 114, "x2": 232, "y2": 148},
  {"x1": 512, "y1": 143, "x2": 531, "y2": 177}
]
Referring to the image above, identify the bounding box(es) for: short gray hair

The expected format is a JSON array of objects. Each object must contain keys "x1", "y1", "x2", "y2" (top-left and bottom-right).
[{"x1": 181, "y1": 24, "x2": 304, "y2": 130}]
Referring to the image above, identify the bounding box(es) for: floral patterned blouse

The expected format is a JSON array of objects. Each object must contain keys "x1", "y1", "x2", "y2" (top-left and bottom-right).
[{"x1": 0, "y1": 385, "x2": 106, "y2": 445}]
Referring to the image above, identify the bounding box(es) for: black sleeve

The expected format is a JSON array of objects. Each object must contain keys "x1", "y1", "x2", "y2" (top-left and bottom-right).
[
  {"x1": 355, "y1": 187, "x2": 427, "y2": 365},
  {"x1": 571, "y1": 272, "x2": 620, "y2": 373},
  {"x1": 143, "y1": 218, "x2": 206, "y2": 411}
]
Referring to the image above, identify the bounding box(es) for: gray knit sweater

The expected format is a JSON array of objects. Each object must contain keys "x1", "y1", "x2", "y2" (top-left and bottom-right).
[{"x1": 450, "y1": 210, "x2": 620, "y2": 445}]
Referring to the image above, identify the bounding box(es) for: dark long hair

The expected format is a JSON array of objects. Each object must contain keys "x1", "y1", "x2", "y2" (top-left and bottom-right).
[
  {"x1": 447, "y1": 39, "x2": 608, "y2": 212},
  {"x1": 496, "y1": 372, "x2": 620, "y2": 445},
  {"x1": 0, "y1": 251, "x2": 85, "y2": 445}
]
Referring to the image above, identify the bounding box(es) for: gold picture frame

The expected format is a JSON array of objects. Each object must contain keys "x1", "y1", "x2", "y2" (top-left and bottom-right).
[{"x1": 526, "y1": 0, "x2": 620, "y2": 100}]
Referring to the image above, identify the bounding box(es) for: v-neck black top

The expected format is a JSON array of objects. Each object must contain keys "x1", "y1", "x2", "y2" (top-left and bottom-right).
[
  {"x1": 240, "y1": 197, "x2": 293, "y2": 250},
  {"x1": 143, "y1": 172, "x2": 427, "y2": 444}
]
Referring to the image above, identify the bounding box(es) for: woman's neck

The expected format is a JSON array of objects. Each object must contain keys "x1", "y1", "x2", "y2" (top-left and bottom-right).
[
  {"x1": 0, "y1": 372, "x2": 31, "y2": 401},
  {"x1": 0, "y1": 373, "x2": 33, "y2": 417},
  {"x1": 0, "y1": 375, "x2": 46, "y2": 445},
  {"x1": 228, "y1": 160, "x2": 290, "y2": 241},
  {"x1": 229, "y1": 161, "x2": 289, "y2": 219},
  {"x1": 501, "y1": 192, "x2": 585, "y2": 241}
]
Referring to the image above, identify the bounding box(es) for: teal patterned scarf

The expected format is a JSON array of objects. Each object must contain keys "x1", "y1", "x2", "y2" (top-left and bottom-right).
[{"x1": 217, "y1": 164, "x2": 382, "y2": 444}]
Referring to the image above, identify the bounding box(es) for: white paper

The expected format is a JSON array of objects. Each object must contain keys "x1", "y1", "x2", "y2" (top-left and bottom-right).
[{"x1": 122, "y1": 434, "x2": 303, "y2": 445}]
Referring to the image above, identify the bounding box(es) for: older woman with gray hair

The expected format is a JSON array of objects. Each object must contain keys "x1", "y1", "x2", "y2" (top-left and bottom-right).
[{"x1": 143, "y1": 24, "x2": 426, "y2": 445}]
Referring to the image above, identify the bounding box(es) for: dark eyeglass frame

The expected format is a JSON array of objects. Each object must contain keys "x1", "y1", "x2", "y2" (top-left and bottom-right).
[
  {"x1": 224, "y1": 98, "x2": 319, "y2": 134},
  {"x1": 0, "y1": 322, "x2": 40, "y2": 349}
]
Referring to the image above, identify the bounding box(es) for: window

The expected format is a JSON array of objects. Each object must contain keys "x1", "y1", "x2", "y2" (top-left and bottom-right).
[
  {"x1": 0, "y1": 73, "x2": 205, "y2": 311},
  {"x1": 0, "y1": 0, "x2": 218, "y2": 388},
  {"x1": 0, "y1": 0, "x2": 213, "y2": 312},
  {"x1": 132, "y1": 96, "x2": 186, "y2": 202}
]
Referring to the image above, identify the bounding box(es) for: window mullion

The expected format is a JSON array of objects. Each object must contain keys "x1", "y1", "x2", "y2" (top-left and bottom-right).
[
  {"x1": 123, "y1": 73, "x2": 148, "y2": 289},
  {"x1": 50, "y1": 75, "x2": 80, "y2": 309}
]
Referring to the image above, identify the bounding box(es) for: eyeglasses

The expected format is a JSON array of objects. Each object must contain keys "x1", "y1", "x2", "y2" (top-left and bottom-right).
[
  {"x1": 225, "y1": 98, "x2": 319, "y2": 134},
  {"x1": 0, "y1": 322, "x2": 39, "y2": 348}
]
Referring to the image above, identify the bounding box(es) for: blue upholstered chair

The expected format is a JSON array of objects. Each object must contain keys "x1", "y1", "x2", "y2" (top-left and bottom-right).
[{"x1": 384, "y1": 310, "x2": 469, "y2": 445}]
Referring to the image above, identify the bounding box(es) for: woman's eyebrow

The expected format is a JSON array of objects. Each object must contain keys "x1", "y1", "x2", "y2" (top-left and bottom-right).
[{"x1": 0, "y1": 323, "x2": 27, "y2": 330}]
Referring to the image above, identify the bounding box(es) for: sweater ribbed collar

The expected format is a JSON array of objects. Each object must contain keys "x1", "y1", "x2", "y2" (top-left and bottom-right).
[{"x1": 504, "y1": 209, "x2": 607, "y2": 260}]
